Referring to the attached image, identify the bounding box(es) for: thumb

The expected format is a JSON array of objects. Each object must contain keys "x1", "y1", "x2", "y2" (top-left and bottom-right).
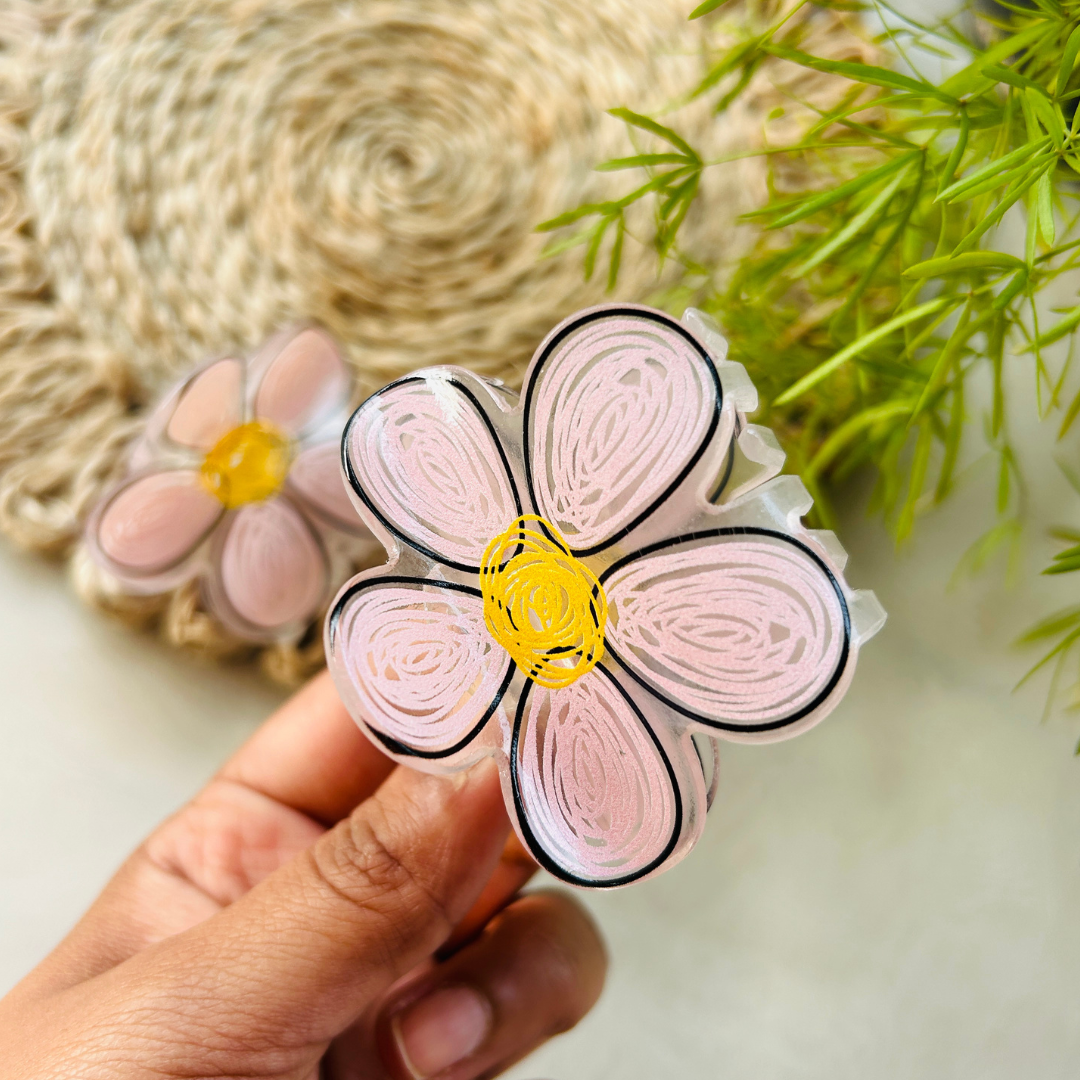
[{"x1": 113, "y1": 759, "x2": 510, "y2": 1057}]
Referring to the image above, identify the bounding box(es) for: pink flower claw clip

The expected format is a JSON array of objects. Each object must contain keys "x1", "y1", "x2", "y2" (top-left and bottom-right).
[
  {"x1": 87, "y1": 327, "x2": 377, "y2": 641},
  {"x1": 327, "y1": 304, "x2": 885, "y2": 888}
]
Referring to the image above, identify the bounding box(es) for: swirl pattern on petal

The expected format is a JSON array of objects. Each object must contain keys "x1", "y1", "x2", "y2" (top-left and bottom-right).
[
  {"x1": 526, "y1": 311, "x2": 717, "y2": 553},
  {"x1": 346, "y1": 378, "x2": 518, "y2": 569},
  {"x1": 513, "y1": 668, "x2": 679, "y2": 885},
  {"x1": 604, "y1": 532, "x2": 848, "y2": 728},
  {"x1": 334, "y1": 581, "x2": 510, "y2": 756}
]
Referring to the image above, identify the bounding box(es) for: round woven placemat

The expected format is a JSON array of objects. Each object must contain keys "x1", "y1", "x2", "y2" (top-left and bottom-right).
[{"x1": 0, "y1": 0, "x2": 853, "y2": 681}]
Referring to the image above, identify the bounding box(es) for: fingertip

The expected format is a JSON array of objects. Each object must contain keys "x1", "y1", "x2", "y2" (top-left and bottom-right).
[
  {"x1": 376, "y1": 888, "x2": 608, "y2": 1079},
  {"x1": 497, "y1": 890, "x2": 608, "y2": 1026}
]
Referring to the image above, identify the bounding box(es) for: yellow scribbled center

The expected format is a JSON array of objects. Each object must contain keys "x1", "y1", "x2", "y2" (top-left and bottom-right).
[
  {"x1": 200, "y1": 421, "x2": 292, "y2": 508},
  {"x1": 481, "y1": 515, "x2": 607, "y2": 689}
]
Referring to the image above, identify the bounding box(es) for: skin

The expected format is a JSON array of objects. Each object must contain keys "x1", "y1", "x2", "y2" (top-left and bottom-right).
[{"x1": 0, "y1": 672, "x2": 607, "y2": 1080}]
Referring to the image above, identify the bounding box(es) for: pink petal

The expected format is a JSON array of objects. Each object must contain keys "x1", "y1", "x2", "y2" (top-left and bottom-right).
[
  {"x1": 603, "y1": 533, "x2": 848, "y2": 730},
  {"x1": 329, "y1": 580, "x2": 510, "y2": 757},
  {"x1": 524, "y1": 309, "x2": 719, "y2": 552},
  {"x1": 513, "y1": 667, "x2": 680, "y2": 886},
  {"x1": 166, "y1": 358, "x2": 244, "y2": 450},
  {"x1": 96, "y1": 470, "x2": 221, "y2": 573},
  {"x1": 217, "y1": 499, "x2": 328, "y2": 630},
  {"x1": 288, "y1": 442, "x2": 366, "y2": 534},
  {"x1": 254, "y1": 328, "x2": 348, "y2": 436},
  {"x1": 345, "y1": 377, "x2": 519, "y2": 569}
]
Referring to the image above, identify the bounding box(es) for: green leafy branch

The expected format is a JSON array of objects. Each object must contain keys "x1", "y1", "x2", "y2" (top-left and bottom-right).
[
  {"x1": 537, "y1": 107, "x2": 706, "y2": 289},
  {"x1": 540, "y1": 0, "x2": 1080, "y2": 718}
]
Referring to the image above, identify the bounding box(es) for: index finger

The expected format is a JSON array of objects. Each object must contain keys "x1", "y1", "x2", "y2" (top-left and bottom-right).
[
  {"x1": 222, "y1": 671, "x2": 537, "y2": 944},
  {"x1": 219, "y1": 670, "x2": 394, "y2": 825}
]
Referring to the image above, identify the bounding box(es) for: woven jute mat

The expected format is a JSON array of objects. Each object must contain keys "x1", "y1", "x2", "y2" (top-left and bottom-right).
[{"x1": 0, "y1": 0, "x2": 857, "y2": 682}]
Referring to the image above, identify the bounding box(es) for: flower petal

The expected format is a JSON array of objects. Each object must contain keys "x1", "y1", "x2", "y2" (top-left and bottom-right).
[
  {"x1": 344, "y1": 376, "x2": 520, "y2": 570},
  {"x1": 288, "y1": 442, "x2": 367, "y2": 534},
  {"x1": 166, "y1": 358, "x2": 243, "y2": 450},
  {"x1": 512, "y1": 665, "x2": 681, "y2": 887},
  {"x1": 96, "y1": 470, "x2": 221, "y2": 574},
  {"x1": 523, "y1": 307, "x2": 720, "y2": 554},
  {"x1": 253, "y1": 328, "x2": 349, "y2": 436},
  {"x1": 216, "y1": 498, "x2": 328, "y2": 630},
  {"x1": 328, "y1": 577, "x2": 512, "y2": 758},
  {"x1": 602, "y1": 529, "x2": 850, "y2": 733}
]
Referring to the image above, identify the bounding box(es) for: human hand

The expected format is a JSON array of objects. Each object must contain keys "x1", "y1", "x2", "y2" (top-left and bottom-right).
[{"x1": 1, "y1": 672, "x2": 606, "y2": 1079}]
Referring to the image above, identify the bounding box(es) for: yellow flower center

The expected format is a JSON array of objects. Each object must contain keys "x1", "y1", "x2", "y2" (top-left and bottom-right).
[
  {"x1": 200, "y1": 421, "x2": 292, "y2": 508},
  {"x1": 480, "y1": 515, "x2": 607, "y2": 689}
]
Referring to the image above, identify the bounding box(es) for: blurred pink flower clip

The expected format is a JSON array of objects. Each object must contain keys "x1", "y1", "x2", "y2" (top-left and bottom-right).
[{"x1": 87, "y1": 327, "x2": 372, "y2": 641}]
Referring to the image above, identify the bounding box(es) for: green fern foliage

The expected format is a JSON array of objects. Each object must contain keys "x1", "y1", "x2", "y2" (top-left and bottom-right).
[
  {"x1": 541, "y1": 0, "x2": 1080, "y2": 716},
  {"x1": 540, "y1": 0, "x2": 1080, "y2": 541}
]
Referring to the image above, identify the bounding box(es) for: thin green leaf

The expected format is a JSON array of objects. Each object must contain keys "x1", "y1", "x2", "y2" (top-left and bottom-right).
[
  {"x1": 596, "y1": 153, "x2": 692, "y2": 172},
  {"x1": 1052, "y1": 543, "x2": 1080, "y2": 562},
  {"x1": 989, "y1": 313, "x2": 1006, "y2": 437},
  {"x1": 936, "y1": 381, "x2": 964, "y2": 503},
  {"x1": 606, "y1": 215, "x2": 625, "y2": 292},
  {"x1": 1029, "y1": 87, "x2": 1066, "y2": 146},
  {"x1": 1038, "y1": 170, "x2": 1056, "y2": 245},
  {"x1": 910, "y1": 302, "x2": 974, "y2": 419},
  {"x1": 765, "y1": 151, "x2": 918, "y2": 229},
  {"x1": 536, "y1": 203, "x2": 605, "y2": 232},
  {"x1": 835, "y1": 159, "x2": 924, "y2": 325},
  {"x1": 540, "y1": 168, "x2": 691, "y2": 230},
  {"x1": 613, "y1": 169, "x2": 695, "y2": 209},
  {"x1": 583, "y1": 217, "x2": 612, "y2": 281},
  {"x1": 953, "y1": 519, "x2": 1022, "y2": 585},
  {"x1": 608, "y1": 108, "x2": 700, "y2": 162},
  {"x1": 657, "y1": 174, "x2": 699, "y2": 257},
  {"x1": 997, "y1": 445, "x2": 1014, "y2": 515},
  {"x1": 767, "y1": 45, "x2": 960, "y2": 104},
  {"x1": 1059, "y1": 380, "x2": 1080, "y2": 436},
  {"x1": 935, "y1": 137, "x2": 1052, "y2": 203},
  {"x1": 805, "y1": 400, "x2": 913, "y2": 478},
  {"x1": 940, "y1": 22, "x2": 1048, "y2": 96},
  {"x1": 660, "y1": 172, "x2": 698, "y2": 219},
  {"x1": 897, "y1": 418, "x2": 933, "y2": 541},
  {"x1": 792, "y1": 163, "x2": 911, "y2": 277},
  {"x1": 1060, "y1": 24, "x2": 1080, "y2": 91},
  {"x1": 1023, "y1": 305, "x2": 1080, "y2": 350},
  {"x1": 775, "y1": 298, "x2": 951, "y2": 405},
  {"x1": 936, "y1": 110, "x2": 970, "y2": 200},
  {"x1": 1020, "y1": 85, "x2": 1043, "y2": 143},
  {"x1": 1018, "y1": 605, "x2": 1080, "y2": 643},
  {"x1": 992, "y1": 268, "x2": 1029, "y2": 311},
  {"x1": 1016, "y1": 626, "x2": 1080, "y2": 687},
  {"x1": 904, "y1": 251, "x2": 1027, "y2": 277},
  {"x1": 1044, "y1": 556, "x2": 1080, "y2": 575},
  {"x1": 954, "y1": 162, "x2": 1050, "y2": 254},
  {"x1": 714, "y1": 59, "x2": 761, "y2": 116},
  {"x1": 689, "y1": 0, "x2": 731, "y2": 16},
  {"x1": 981, "y1": 62, "x2": 1051, "y2": 97},
  {"x1": 691, "y1": 41, "x2": 758, "y2": 101},
  {"x1": 539, "y1": 227, "x2": 594, "y2": 259},
  {"x1": 941, "y1": 147, "x2": 1055, "y2": 205}
]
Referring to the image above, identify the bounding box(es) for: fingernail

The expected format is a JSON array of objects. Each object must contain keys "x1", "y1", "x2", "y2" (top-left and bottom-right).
[{"x1": 392, "y1": 984, "x2": 493, "y2": 1078}]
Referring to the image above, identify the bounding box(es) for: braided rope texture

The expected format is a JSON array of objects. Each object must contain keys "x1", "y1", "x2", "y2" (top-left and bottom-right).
[{"x1": 0, "y1": 0, "x2": 854, "y2": 682}]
